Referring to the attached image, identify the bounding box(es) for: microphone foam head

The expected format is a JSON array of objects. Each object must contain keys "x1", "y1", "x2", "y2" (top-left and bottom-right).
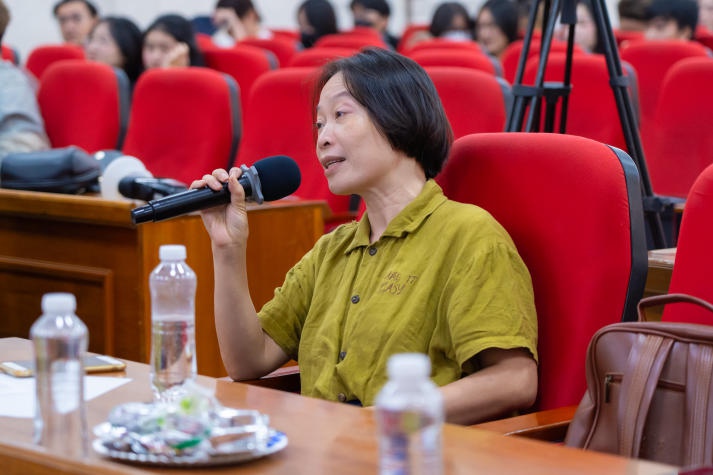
[
  {"x1": 253, "y1": 155, "x2": 301, "y2": 201},
  {"x1": 100, "y1": 156, "x2": 152, "y2": 201}
]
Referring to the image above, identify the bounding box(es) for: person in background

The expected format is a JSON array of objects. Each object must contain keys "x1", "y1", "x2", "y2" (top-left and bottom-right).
[
  {"x1": 349, "y1": 0, "x2": 399, "y2": 49},
  {"x1": 645, "y1": 0, "x2": 698, "y2": 40},
  {"x1": 0, "y1": 0, "x2": 50, "y2": 162},
  {"x1": 476, "y1": 0, "x2": 520, "y2": 59},
  {"x1": 85, "y1": 16, "x2": 143, "y2": 85},
  {"x1": 297, "y1": 0, "x2": 338, "y2": 48},
  {"x1": 429, "y1": 2, "x2": 474, "y2": 41},
  {"x1": 700, "y1": 0, "x2": 713, "y2": 32},
  {"x1": 618, "y1": 0, "x2": 652, "y2": 31},
  {"x1": 212, "y1": 0, "x2": 273, "y2": 47},
  {"x1": 191, "y1": 47, "x2": 538, "y2": 426},
  {"x1": 52, "y1": 0, "x2": 98, "y2": 45},
  {"x1": 142, "y1": 14, "x2": 205, "y2": 70},
  {"x1": 556, "y1": 0, "x2": 604, "y2": 54}
]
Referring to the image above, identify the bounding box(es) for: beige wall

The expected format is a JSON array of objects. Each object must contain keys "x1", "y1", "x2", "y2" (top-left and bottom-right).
[{"x1": 3, "y1": 0, "x2": 621, "y2": 63}]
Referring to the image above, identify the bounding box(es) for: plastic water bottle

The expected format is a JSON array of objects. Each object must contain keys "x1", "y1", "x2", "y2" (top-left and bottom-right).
[
  {"x1": 375, "y1": 353, "x2": 444, "y2": 475},
  {"x1": 149, "y1": 244, "x2": 197, "y2": 401},
  {"x1": 31, "y1": 292, "x2": 89, "y2": 458}
]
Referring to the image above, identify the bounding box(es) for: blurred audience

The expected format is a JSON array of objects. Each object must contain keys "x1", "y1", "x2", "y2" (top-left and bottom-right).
[
  {"x1": 212, "y1": 0, "x2": 272, "y2": 47},
  {"x1": 429, "y1": 2, "x2": 473, "y2": 41},
  {"x1": 52, "y1": 0, "x2": 98, "y2": 45},
  {"x1": 297, "y1": 0, "x2": 338, "y2": 48},
  {"x1": 618, "y1": 0, "x2": 652, "y2": 31},
  {"x1": 85, "y1": 16, "x2": 143, "y2": 85},
  {"x1": 142, "y1": 14, "x2": 204, "y2": 69},
  {"x1": 350, "y1": 0, "x2": 399, "y2": 49},
  {"x1": 476, "y1": 0, "x2": 519, "y2": 59},
  {"x1": 644, "y1": 0, "x2": 698, "y2": 40},
  {"x1": 556, "y1": 0, "x2": 604, "y2": 54},
  {"x1": 699, "y1": 0, "x2": 713, "y2": 32},
  {"x1": 0, "y1": 0, "x2": 50, "y2": 162}
]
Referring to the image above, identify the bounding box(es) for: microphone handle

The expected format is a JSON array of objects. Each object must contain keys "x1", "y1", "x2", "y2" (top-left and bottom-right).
[{"x1": 131, "y1": 184, "x2": 231, "y2": 224}]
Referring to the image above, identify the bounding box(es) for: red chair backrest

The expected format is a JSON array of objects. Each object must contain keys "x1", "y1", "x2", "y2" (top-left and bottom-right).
[
  {"x1": 238, "y1": 37, "x2": 299, "y2": 67},
  {"x1": 122, "y1": 67, "x2": 240, "y2": 185},
  {"x1": 521, "y1": 53, "x2": 632, "y2": 151},
  {"x1": 404, "y1": 38, "x2": 484, "y2": 55},
  {"x1": 397, "y1": 23, "x2": 429, "y2": 53},
  {"x1": 236, "y1": 67, "x2": 352, "y2": 217},
  {"x1": 286, "y1": 47, "x2": 359, "y2": 68},
  {"x1": 313, "y1": 31, "x2": 387, "y2": 49},
  {"x1": 664, "y1": 163, "x2": 713, "y2": 323},
  {"x1": 501, "y1": 39, "x2": 582, "y2": 84},
  {"x1": 613, "y1": 29, "x2": 645, "y2": 47},
  {"x1": 646, "y1": 57, "x2": 713, "y2": 198},
  {"x1": 437, "y1": 132, "x2": 647, "y2": 411},
  {"x1": 1, "y1": 43, "x2": 19, "y2": 65},
  {"x1": 410, "y1": 48, "x2": 499, "y2": 76},
  {"x1": 620, "y1": 39, "x2": 709, "y2": 151},
  {"x1": 37, "y1": 60, "x2": 131, "y2": 152},
  {"x1": 25, "y1": 44, "x2": 85, "y2": 80},
  {"x1": 424, "y1": 66, "x2": 510, "y2": 138},
  {"x1": 203, "y1": 45, "x2": 276, "y2": 116}
]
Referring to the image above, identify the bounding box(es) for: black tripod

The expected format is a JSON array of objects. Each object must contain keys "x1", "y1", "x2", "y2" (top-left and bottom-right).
[{"x1": 507, "y1": 0, "x2": 669, "y2": 249}]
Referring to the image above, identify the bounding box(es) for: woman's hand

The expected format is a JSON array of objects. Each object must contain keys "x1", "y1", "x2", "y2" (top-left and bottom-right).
[
  {"x1": 190, "y1": 167, "x2": 249, "y2": 249},
  {"x1": 163, "y1": 42, "x2": 190, "y2": 68}
]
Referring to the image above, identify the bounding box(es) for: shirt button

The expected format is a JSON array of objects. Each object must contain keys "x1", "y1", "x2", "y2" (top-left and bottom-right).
[
  {"x1": 338, "y1": 351, "x2": 346, "y2": 361},
  {"x1": 337, "y1": 392, "x2": 347, "y2": 402},
  {"x1": 351, "y1": 295, "x2": 360, "y2": 304},
  {"x1": 368, "y1": 246, "x2": 377, "y2": 256}
]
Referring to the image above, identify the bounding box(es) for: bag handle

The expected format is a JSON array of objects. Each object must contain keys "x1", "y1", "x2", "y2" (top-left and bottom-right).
[{"x1": 637, "y1": 293, "x2": 713, "y2": 322}]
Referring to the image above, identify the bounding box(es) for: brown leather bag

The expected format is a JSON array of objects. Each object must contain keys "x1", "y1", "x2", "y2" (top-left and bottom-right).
[{"x1": 565, "y1": 293, "x2": 713, "y2": 467}]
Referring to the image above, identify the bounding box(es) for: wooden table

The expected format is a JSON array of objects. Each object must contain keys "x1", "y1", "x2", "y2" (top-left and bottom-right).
[
  {"x1": 644, "y1": 248, "x2": 676, "y2": 321},
  {"x1": 0, "y1": 190, "x2": 324, "y2": 377},
  {"x1": 0, "y1": 338, "x2": 678, "y2": 475}
]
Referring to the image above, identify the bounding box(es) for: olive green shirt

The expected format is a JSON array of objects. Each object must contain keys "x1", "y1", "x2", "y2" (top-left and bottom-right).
[{"x1": 258, "y1": 180, "x2": 537, "y2": 406}]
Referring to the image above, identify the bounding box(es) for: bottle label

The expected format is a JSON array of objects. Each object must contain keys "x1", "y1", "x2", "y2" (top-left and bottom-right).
[{"x1": 51, "y1": 360, "x2": 81, "y2": 414}]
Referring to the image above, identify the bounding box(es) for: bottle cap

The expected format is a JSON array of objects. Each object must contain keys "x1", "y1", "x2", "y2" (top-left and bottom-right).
[
  {"x1": 41, "y1": 293, "x2": 77, "y2": 314},
  {"x1": 387, "y1": 353, "x2": 431, "y2": 380},
  {"x1": 159, "y1": 244, "x2": 186, "y2": 261}
]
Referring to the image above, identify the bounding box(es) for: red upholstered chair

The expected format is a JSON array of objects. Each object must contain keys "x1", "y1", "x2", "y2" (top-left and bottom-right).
[
  {"x1": 202, "y1": 45, "x2": 276, "y2": 117},
  {"x1": 437, "y1": 132, "x2": 648, "y2": 414},
  {"x1": 424, "y1": 67, "x2": 511, "y2": 139},
  {"x1": 521, "y1": 53, "x2": 635, "y2": 151},
  {"x1": 612, "y1": 29, "x2": 644, "y2": 47},
  {"x1": 620, "y1": 39, "x2": 710, "y2": 154},
  {"x1": 37, "y1": 60, "x2": 131, "y2": 152},
  {"x1": 313, "y1": 30, "x2": 387, "y2": 49},
  {"x1": 645, "y1": 57, "x2": 713, "y2": 198},
  {"x1": 409, "y1": 48, "x2": 500, "y2": 76},
  {"x1": 286, "y1": 46, "x2": 359, "y2": 67},
  {"x1": 1, "y1": 43, "x2": 20, "y2": 65},
  {"x1": 238, "y1": 37, "x2": 299, "y2": 67},
  {"x1": 25, "y1": 43, "x2": 85, "y2": 80},
  {"x1": 396, "y1": 23, "x2": 429, "y2": 53},
  {"x1": 122, "y1": 67, "x2": 240, "y2": 185},
  {"x1": 236, "y1": 67, "x2": 353, "y2": 226},
  {"x1": 659, "y1": 164, "x2": 713, "y2": 324},
  {"x1": 501, "y1": 39, "x2": 583, "y2": 85}
]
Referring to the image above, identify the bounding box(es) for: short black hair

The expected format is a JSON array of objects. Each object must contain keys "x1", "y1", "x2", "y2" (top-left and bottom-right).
[
  {"x1": 215, "y1": 0, "x2": 259, "y2": 21},
  {"x1": 429, "y1": 2, "x2": 472, "y2": 38},
  {"x1": 97, "y1": 16, "x2": 144, "y2": 83},
  {"x1": 53, "y1": 0, "x2": 98, "y2": 17},
  {"x1": 315, "y1": 48, "x2": 453, "y2": 179},
  {"x1": 299, "y1": 0, "x2": 338, "y2": 37},
  {"x1": 645, "y1": 0, "x2": 698, "y2": 36},
  {"x1": 349, "y1": 0, "x2": 391, "y2": 17},
  {"x1": 478, "y1": 0, "x2": 520, "y2": 44},
  {"x1": 144, "y1": 13, "x2": 205, "y2": 67}
]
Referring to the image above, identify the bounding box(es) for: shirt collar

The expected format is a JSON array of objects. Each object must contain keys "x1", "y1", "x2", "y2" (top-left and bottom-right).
[{"x1": 346, "y1": 180, "x2": 448, "y2": 253}]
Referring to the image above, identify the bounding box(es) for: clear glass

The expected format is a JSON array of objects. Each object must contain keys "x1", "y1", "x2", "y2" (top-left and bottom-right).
[
  {"x1": 149, "y1": 248, "x2": 197, "y2": 402},
  {"x1": 375, "y1": 355, "x2": 444, "y2": 475},
  {"x1": 31, "y1": 298, "x2": 89, "y2": 458}
]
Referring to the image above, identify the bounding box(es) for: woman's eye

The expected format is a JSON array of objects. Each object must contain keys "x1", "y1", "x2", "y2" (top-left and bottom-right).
[
  {"x1": 314, "y1": 121, "x2": 323, "y2": 130},
  {"x1": 335, "y1": 111, "x2": 344, "y2": 119}
]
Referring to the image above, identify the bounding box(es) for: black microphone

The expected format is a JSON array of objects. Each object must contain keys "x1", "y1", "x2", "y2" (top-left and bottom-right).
[
  {"x1": 130, "y1": 155, "x2": 301, "y2": 224},
  {"x1": 119, "y1": 176, "x2": 188, "y2": 201}
]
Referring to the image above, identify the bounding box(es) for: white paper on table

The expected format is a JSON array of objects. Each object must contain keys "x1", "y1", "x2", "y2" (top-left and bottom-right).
[{"x1": 0, "y1": 373, "x2": 132, "y2": 418}]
